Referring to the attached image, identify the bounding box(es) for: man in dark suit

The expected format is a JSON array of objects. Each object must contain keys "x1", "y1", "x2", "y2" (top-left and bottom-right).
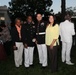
[
  {"x1": 35, "y1": 13, "x2": 47, "y2": 67},
  {"x1": 21, "y1": 15, "x2": 36, "y2": 68}
]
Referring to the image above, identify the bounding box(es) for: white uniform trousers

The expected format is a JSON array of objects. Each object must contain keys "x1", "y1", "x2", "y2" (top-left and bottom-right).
[
  {"x1": 24, "y1": 47, "x2": 34, "y2": 67},
  {"x1": 61, "y1": 42, "x2": 72, "y2": 62},
  {"x1": 14, "y1": 42, "x2": 23, "y2": 67},
  {"x1": 37, "y1": 44, "x2": 47, "y2": 67}
]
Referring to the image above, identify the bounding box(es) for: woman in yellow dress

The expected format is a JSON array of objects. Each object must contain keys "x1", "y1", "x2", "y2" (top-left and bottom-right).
[{"x1": 45, "y1": 14, "x2": 59, "y2": 73}]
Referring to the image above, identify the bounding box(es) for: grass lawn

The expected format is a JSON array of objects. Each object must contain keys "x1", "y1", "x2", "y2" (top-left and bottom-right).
[{"x1": 0, "y1": 45, "x2": 76, "y2": 75}]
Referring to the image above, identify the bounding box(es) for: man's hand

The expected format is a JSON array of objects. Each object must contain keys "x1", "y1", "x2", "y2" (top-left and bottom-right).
[
  {"x1": 32, "y1": 38, "x2": 36, "y2": 42},
  {"x1": 35, "y1": 40, "x2": 38, "y2": 45},
  {"x1": 24, "y1": 44, "x2": 28, "y2": 48},
  {"x1": 32, "y1": 38, "x2": 37, "y2": 44}
]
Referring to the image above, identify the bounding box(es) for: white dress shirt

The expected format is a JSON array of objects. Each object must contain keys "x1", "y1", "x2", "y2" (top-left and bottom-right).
[{"x1": 60, "y1": 20, "x2": 75, "y2": 43}]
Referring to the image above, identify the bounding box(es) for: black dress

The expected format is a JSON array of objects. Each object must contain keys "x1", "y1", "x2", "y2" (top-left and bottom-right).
[{"x1": 0, "y1": 43, "x2": 7, "y2": 60}]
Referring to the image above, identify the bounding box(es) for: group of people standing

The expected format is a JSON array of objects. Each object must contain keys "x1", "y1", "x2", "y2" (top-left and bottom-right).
[{"x1": 11, "y1": 13, "x2": 75, "y2": 73}]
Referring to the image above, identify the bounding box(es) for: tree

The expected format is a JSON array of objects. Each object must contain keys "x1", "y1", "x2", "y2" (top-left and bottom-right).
[
  {"x1": 66, "y1": 6, "x2": 76, "y2": 16},
  {"x1": 8, "y1": 0, "x2": 53, "y2": 21},
  {"x1": 61, "y1": 0, "x2": 66, "y2": 20}
]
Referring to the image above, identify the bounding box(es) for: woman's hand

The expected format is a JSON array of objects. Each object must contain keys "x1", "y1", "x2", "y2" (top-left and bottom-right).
[
  {"x1": 13, "y1": 46, "x2": 18, "y2": 50},
  {"x1": 50, "y1": 39, "x2": 57, "y2": 49},
  {"x1": 50, "y1": 44, "x2": 53, "y2": 49}
]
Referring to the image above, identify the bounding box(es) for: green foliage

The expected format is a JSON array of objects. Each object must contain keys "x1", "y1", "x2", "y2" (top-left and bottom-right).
[
  {"x1": 8, "y1": 0, "x2": 53, "y2": 20},
  {"x1": 66, "y1": 7, "x2": 76, "y2": 16}
]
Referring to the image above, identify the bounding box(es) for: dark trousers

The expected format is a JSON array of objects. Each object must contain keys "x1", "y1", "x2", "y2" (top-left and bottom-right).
[
  {"x1": 4, "y1": 41, "x2": 12, "y2": 56},
  {"x1": 47, "y1": 46, "x2": 58, "y2": 72}
]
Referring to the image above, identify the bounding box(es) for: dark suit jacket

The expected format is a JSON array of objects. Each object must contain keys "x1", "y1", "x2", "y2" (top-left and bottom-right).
[
  {"x1": 11, "y1": 26, "x2": 22, "y2": 46},
  {"x1": 21, "y1": 23, "x2": 36, "y2": 47},
  {"x1": 35, "y1": 20, "x2": 47, "y2": 44}
]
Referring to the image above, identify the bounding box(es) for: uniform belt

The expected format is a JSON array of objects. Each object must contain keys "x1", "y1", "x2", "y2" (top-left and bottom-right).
[{"x1": 36, "y1": 32, "x2": 45, "y2": 35}]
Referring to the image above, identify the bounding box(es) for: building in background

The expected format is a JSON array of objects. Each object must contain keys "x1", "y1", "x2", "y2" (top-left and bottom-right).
[{"x1": 0, "y1": 5, "x2": 11, "y2": 28}]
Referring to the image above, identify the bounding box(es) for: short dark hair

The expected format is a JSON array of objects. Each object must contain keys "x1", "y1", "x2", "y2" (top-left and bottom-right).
[
  {"x1": 15, "y1": 18, "x2": 21, "y2": 23},
  {"x1": 65, "y1": 12, "x2": 72, "y2": 16},
  {"x1": 36, "y1": 13, "x2": 42, "y2": 17},
  {"x1": 64, "y1": 12, "x2": 71, "y2": 21},
  {"x1": 26, "y1": 15, "x2": 32, "y2": 19}
]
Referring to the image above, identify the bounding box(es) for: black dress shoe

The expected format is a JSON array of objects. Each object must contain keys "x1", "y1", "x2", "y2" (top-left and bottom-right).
[
  {"x1": 51, "y1": 70, "x2": 58, "y2": 73},
  {"x1": 42, "y1": 66, "x2": 47, "y2": 69},
  {"x1": 25, "y1": 67, "x2": 30, "y2": 69},
  {"x1": 30, "y1": 64, "x2": 34, "y2": 67}
]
